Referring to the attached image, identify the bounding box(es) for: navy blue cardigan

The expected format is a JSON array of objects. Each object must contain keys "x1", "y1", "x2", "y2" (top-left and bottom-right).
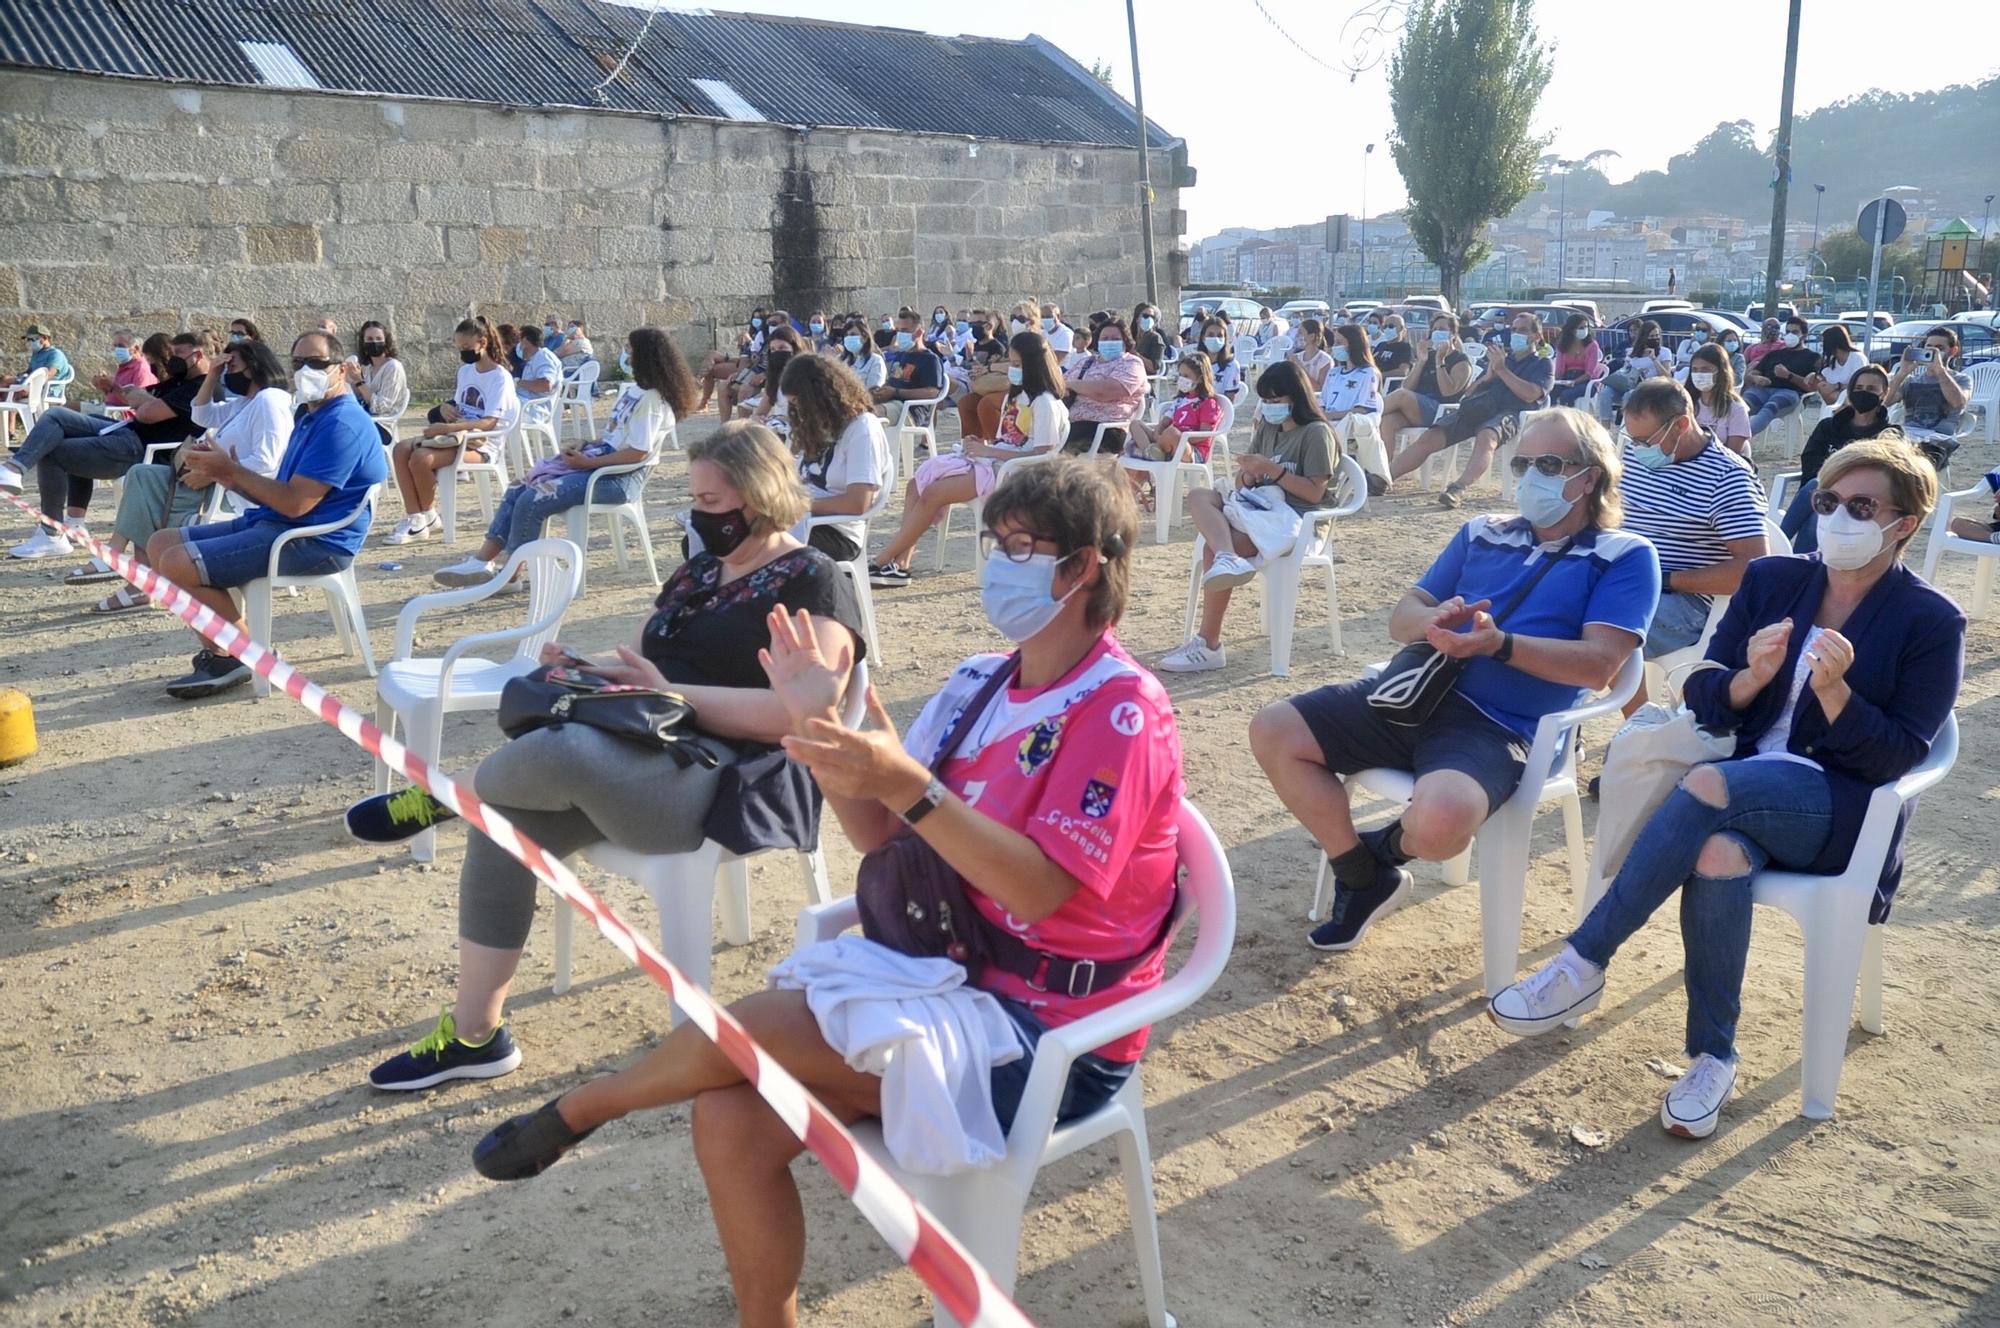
[{"x1": 1683, "y1": 554, "x2": 1964, "y2": 921}]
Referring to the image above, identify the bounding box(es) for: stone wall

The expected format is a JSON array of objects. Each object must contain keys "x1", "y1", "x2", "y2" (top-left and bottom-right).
[{"x1": 0, "y1": 70, "x2": 1187, "y2": 389}]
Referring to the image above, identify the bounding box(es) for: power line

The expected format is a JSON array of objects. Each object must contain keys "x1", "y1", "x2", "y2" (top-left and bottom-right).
[{"x1": 1251, "y1": 0, "x2": 1343, "y2": 75}]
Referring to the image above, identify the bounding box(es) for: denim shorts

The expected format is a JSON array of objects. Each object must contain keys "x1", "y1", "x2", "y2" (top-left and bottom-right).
[
  {"x1": 1408, "y1": 392, "x2": 1444, "y2": 426},
  {"x1": 988, "y1": 995, "x2": 1135, "y2": 1136},
  {"x1": 1289, "y1": 677, "x2": 1530, "y2": 817},
  {"x1": 1643, "y1": 588, "x2": 1713, "y2": 658},
  {"x1": 182, "y1": 515, "x2": 349, "y2": 590}
]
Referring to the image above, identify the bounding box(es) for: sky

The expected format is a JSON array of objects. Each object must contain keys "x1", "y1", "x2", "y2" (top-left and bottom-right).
[{"x1": 618, "y1": 0, "x2": 2000, "y2": 240}]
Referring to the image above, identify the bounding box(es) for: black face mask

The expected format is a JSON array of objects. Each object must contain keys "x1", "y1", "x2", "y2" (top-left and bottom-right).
[
  {"x1": 165, "y1": 355, "x2": 190, "y2": 378},
  {"x1": 688, "y1": 506, "x2": 752, "y2": 558},
  {"x1": 224, "y1": 372, "x2": 252, "y2": 395},
  {"x1": 459, "y1": 348, "x2": 480, "y2": 365},
  {"x1": 363, "y1": 342, "x2": 386, "y2": 359},
  {"x1": 1848, "y1": 388, "x2": 1883, "y2": 416}
]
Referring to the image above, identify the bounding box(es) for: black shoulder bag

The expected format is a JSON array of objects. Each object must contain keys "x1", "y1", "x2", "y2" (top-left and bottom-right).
[
  {"x1": 1367, "y1": 536, "x2": 1575, "y2": 727},
  {"x1": 497, "y1": 665, "x2": 720, "y2": 769}
]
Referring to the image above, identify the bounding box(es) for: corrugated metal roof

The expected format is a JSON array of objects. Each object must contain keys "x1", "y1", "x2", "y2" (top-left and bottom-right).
[{"x1": 0, "y1": 0, "x2": 1178, "y2": 149}]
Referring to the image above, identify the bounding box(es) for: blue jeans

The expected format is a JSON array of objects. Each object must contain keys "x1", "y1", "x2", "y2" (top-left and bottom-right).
[
  {"x1": 988, "y1": 996, "x2": 1134, "y2": 1135},
  {"x1": 1642, "y1": 589, "x2": 1713, "y2": 658},
  {"x1": 483, "y1": 470, "x2": 638, "y2": 555},
  {"x1": 1596, "y1": 369, "x2": 1641, "y2": 421},
  {"x1": 1781, "y1": 480, "x2": 1819, "y2": 553},
  {"x1": 1744, "y1": 387, "x2": 1801, "y2": 435},
  {"x1": 14, "y1": 406, "x2": 145, "y2": 519},
  {"x1": 181, "y1": 515, "x2": 349, "y2": 589},
  {"x1": 1570, "y1": 758, "x2": 1834, "y2": 1061}
]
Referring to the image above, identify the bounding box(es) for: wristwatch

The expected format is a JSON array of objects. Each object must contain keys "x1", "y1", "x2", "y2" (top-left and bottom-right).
[
  {"x1": 1493, "y1": 631, "x2": 1516, "y2": 664},
  {"x1": 897, "y1": 776, "x2": 949, "y2": 826}
]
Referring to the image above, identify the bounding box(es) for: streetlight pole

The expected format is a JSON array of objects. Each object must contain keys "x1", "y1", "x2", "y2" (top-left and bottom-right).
[
  {"x1": 1360, "y1": 142, "x2": 1374, "y2": 296},
  {"x1": 1762, "y1": 0, "x2": 1803, "y2": 319},
  {"x1": 1811, "y1": 183, "x2": 1825, "y2": 253},
  {"x1": 1557, "y1": 163, "x2": 1569, "y2": 285},
  {"x1": 1983, "y1": 193, "x2": 1995, "y2": 291},
  {"x1": 1124, "y1": 0, "x2": 1158, "y2": 305}
]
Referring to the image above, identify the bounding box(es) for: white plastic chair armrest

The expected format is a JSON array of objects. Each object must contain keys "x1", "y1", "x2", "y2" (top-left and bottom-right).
[
  {"x1": 391, "y1": 580, "x2": 522, "y2": 660},
  {"x1": 1521, "y1": 649, "x2": 1644, "y2": 785},
  {"x1": 795, "y1": 895, "x2": 862, "y2": 949},
  {"x1": 581, "y1": 455, "x2": 654, "y2": 506},
  {"x1": 263, "y1": 492, "x2": 376, "y2": 576}
]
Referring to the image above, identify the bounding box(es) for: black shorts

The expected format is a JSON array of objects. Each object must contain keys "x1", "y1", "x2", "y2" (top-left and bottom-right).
[
  {"x1": 1440, "y1": 387, "x2": 1526, "y2": 447},
  {"x1": 1065, "y1": 419, "x2": 1126, "y2": 454},
  {"x1": 1287, "y1": 678, "x2": 1530, "y2": 817},
  {"x1": 806, "y1": 522, "x2": 861, "y2": 563}
]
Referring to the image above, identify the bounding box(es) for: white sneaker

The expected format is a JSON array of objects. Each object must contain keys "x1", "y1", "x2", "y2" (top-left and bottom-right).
[
  {"x1": 0, "y1": 462, "x2": 21, "y2": 493},
  {"x1": 1661, "y1": 1053, "x2": 1737, "y2": 1139},
  {"x1": 1202, "y1": 553, "x2": 1258, "y2": 591},
  {"x1": 1158, "y1": 636, "x2": 1226, "y2": 673},
  {"x1": 9, "y1": 529, "x2": 72, "y2": 559},
  {"x1": 432, "y1": 557, "x2": 497, "y2": 588},
  {"x1": 383, "y1": 511, "x2": 439, "y2": 545},
  {"x1": 1488, "y1": 945, "x2": 1606, "y2": 1035}
]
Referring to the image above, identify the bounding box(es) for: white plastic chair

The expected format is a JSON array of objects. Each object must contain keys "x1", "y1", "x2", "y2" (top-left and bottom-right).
[
  {"x1": 1403, "y1": 403, "x2": 1463, "y2": 492},
  {"x1": 807, "y1": 434, "x2": 898, "y2": 658},
  {"x1": 1181, "y1": 454, "x2": 1367, "y2": 677},
  {"x1": 1117, "y1": 396, "x2": 1236, "y2": 544},
  {"x1": 547, "y1": 661, "x2": 871, "y2": 1007},
  {"x1": 43, "y1": 364, "x2": 74, "y2": 409},
  {"x1": 560, "y1": 444, "x2": 666, "y2": 592},
  {"x1": 1920, "y1": 475, "x2": 1999, "y2": 615},
  {"x1": 886, "y1": 383, "x2": 952, "y2": 479},
  {"x1": 435, "y1": 428, "x2": 510, "y2": 545},
  {"x1": 516, "y1": 398, "x2": 561, "y2": 466},
  {"x1": 240, "y1": 485, "x2": 383, "y2": 698},
  {"x1": 371, "y1": 538, "x2": 584, "y2": 861},
  {"x1": 1747, "y1": 712, "x2": 1957, "y2": 1118},
  {"x1": 800, "y1": 799, "x2": 1236, "y2": 1328},
  {"x1": 0, "y1": 367, "x2": 51, "y2": 442},
  {"x1": 1964, "y1": 362, "x2": 2000, "y2": 444},
  {"x1": 1313, "y1": 649, "x2": 1646, "y2": 996},
  {"x1": 1645, "y1": 516, "x2": 1793, "y2": 702},
  {"x1": 932, "y1": 441, "x2": 1065, "y2": 572},
  {"x1": 559, "y1": 361, "x2": 601, "y2": 440}
]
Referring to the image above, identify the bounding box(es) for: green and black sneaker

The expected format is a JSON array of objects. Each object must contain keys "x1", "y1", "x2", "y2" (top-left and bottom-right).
[{"x1": 344, "y1": 787, "x2": 457, "y2": 845}]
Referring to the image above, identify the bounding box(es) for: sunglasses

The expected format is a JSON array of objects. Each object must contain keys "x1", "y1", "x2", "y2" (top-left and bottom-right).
[
  {"x1": 1508, "y1": 453, "x2": 1584, "y2": 478},
  {"x1": 291, "y1": 356, "x2": 335, "y2": 371},
  {"x1": 1811, "y1": 489, "x2": 1900, "y2": 522}
]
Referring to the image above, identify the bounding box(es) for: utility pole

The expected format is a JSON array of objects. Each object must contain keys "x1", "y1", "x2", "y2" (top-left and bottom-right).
[
  {"x1": 1124, "y1": 0, "x2": 1158, "y2": 305},
  {"x1": 1763, "y1": 0, "x2": 1803, "y2": 318},
  {"x1": 1360, "y1": 143, "x2": 1374, "y2": 295}
]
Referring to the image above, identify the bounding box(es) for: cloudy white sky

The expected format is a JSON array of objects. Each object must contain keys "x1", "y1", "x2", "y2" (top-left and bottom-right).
[{"x1": 625, "y1": 0, "x2": 2000, "y2": 239}]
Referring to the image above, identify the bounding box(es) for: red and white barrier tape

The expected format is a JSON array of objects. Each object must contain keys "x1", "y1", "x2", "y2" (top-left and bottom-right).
[{"x1": 3, "y1": 490, "x2": 1033, "y2": 1328}]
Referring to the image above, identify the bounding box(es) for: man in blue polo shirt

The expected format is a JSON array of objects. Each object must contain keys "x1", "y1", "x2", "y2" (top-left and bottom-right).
[
  {"x1": 1251, "y1": 406, "x2": 1660, "y2": 951},
  {"x1": 147, "y1": 329, "x2": 387, "y2": 699},
  {"x1": 872, "y1": 307, "x2": 944, "y2": 431},
  {"x1": 1387, "y1": 312, "x2": 1556, "y2": 506}
]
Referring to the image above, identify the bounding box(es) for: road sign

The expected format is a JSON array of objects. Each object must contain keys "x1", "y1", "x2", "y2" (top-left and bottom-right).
[{"x1": 1857, "y1": 197, "x2": 1908, "y2": 246}]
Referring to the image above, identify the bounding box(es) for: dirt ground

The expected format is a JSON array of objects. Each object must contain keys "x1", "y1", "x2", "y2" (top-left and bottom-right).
[{"x1": 3, "y1": 402, "x2": 1997, "y2": 1328}]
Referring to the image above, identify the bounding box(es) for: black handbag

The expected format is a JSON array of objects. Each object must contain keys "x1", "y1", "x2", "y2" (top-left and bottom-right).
[
  {"x1": 497, "y1": 665, "x2": 720, "y2": 767},
  {"x1": 1367, "y1": 536, "x2": 1575, "y2": 727}
]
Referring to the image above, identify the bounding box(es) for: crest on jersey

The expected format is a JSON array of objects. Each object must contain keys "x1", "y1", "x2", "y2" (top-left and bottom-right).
[
  {"x1": 1081, "y1": 768, "x2": 1119, "y2": 818},
  {"x1": 1016, "y1": 715, "x2": 1065, "y2": 775}
]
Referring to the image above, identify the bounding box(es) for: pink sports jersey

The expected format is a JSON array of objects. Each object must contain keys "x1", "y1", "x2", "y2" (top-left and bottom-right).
[{"x1": 900, "y1": 635, "x2": 1183, "y2": 1062}]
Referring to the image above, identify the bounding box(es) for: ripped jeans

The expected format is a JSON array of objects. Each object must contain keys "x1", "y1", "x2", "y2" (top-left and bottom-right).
[{"x1": 1570, "y1": 757, "x2": 1833, "y2": 1060}]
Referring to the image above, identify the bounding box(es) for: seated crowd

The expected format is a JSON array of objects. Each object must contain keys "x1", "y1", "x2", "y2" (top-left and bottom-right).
[{"x1": 1, "y1": 293, "x2": 1978, "y2": 1326}]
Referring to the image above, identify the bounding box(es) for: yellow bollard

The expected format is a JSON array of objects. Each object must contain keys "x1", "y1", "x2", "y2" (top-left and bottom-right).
[{"x1": 0, "y1": 688, "x2": 37, "y2": 767}]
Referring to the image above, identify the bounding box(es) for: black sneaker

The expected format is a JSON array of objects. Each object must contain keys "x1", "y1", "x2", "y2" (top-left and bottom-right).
[
  {"x1": 165, "y1": 649, "x2": 251, "y2": 700},
  {"x1": 345, "y1": 787, "x2": 457, "y2": 844},
  {"x1": 370, "y1": 1009, "x2": 522, "y2": 1090},
  {"x1": 473, "y1": 1098, "x2": 599, "y2": 1180},
  {"x1": 868, "y1": 563, "x2": 911, "y2": 588},
  {"x1": 1438, "y1": 486, "x2": 1464, "y2": 510},
  {"x1": 1587, "y1": 774, "x2": 1602, "y2": 801},
  {"x1": 1307, "y1": 867, "x2": 1414, "y2": 952}
]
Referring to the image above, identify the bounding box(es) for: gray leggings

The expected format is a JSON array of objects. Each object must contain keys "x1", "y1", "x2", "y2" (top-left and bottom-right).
[{"x1": 458, "y1": 723, "x2": 730, "y2": 950}]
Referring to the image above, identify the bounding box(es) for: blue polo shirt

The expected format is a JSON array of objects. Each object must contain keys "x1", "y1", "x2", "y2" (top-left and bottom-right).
[
  {"x1": 249, "y1": 392, "x2": 387, "y2": 555},
  {"x1": 1416, "y1": 516, "x2": 1661, "y2": 737},
  {"x1": 28, "y1": 345, "x2": 69, "y2": 381}
]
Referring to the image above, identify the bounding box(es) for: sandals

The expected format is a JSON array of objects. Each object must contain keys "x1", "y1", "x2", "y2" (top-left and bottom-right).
[
  {"x1": 66, "y1": 558, "x2": 120, "y2": 585},
  {"x1": 472, "y1": 1098, "x2": 598, "y2": 1181},
  {"x1": 90, "y1": 585, "x2": 150, "y2": 614}
]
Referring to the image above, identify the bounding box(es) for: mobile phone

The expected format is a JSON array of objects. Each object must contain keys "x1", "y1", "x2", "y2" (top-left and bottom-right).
[
  {"x1": 557, "y1": 650, "x2": 597, "y2": 669},
  {"x1": 1916, "y1": 348, "x2": 1934, "y2": 362}
]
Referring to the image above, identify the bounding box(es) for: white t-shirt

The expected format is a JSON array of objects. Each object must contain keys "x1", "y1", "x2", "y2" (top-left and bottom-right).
[
  {"x1": 455, "y1": 362, "x2": 519, "y2": 431},
  {"x1": 519, "y1": 347, "x2": 563, "y2": 398},
  {"x1": 846, "y1": 351, "x2": 888, "y2": 390},
  {"x1": 1754, "y1": 625, "x2": 1827, "y2": 765},
  {"x1": 801, "y1": 412, "x2": 889, "y2": 550},
  {"x1": 601, "y1": 386, "x2": 669, "y2": 458},
  {"x1": 191, "y1": 387, "x2": 294, "y2": 479},
  {"x1": 1818, "y1": 349, "x2": 1866, "y2": 394},
  {"x1": 1319, "y1": 365, "x2": 1382, "y2": 415},
  {"x1": 1045, "y1": 323, "x2": 1075, "y2": 353}
]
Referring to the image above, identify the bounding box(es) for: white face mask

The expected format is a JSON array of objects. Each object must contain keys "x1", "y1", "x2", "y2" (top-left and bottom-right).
[
  {"x1": 292, "y1": 365, "x2": 332, "y2": 405},
  {"x1": 1816, "y1": 507, "x2": 1892, "y2": 570},
  {"x1": 979, "y1": 550, "x2": 1078, "y2": 643},
  {"x1": 1689, "y1": 371, "x2": 1716, "y2": 392},
  {"x1": 1783, "y1": 332, "x2": 1803, "y2": 348}
]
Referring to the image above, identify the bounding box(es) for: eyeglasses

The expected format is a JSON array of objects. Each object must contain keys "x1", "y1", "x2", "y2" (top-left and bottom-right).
[
  {"x1": 1507, "y1": 453, "x2": 1583, "y2": 478},
  {"x1": 979, "y1": 529, "x2": 1061, "y2": 563},
  {"x1": 1811, "y1": 489, "x2": 1900, "y2": 522}
]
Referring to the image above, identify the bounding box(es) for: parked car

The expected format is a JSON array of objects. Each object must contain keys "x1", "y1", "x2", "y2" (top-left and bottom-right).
[
  {"x1": 1275, "y1": 299, "x2": 1331, "y2": 323},
  {"x1": 1400, "y1": 294, "x2": 1450, "y2": 313},
  {"x1": 1639, "y1": 298, "x2": 1696, "y2": 315},
  {"x1": 1864, "y1": 319, "x2": 1999, "y2": 367},
  {"x1": 1949, "y1": 309, "x2": 2000, "y2": 330},
  {"x1": 1543, "y1": 296, "x2": 1604, "y2": 323},
  {"x1": 1603, "y1": 309, "x2": 1741, "y2": 360},
  {"x1": 1836, "y1": 311, "x2": 1895, "y2": 333},
  {"x1": 1697, "y1": 308, "x2": 1754, "y2": 330},
  {"x1": 1744, "y1": 303, "x2": 1799, "y2": 324},
  {"x1": 1179, "y1": 295, "x2": 1263, "y2": 340}
]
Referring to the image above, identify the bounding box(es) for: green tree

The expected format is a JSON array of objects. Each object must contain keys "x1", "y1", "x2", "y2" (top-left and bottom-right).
[
  {"x1": 1388, "y1": 0, "x2": 1552, "y2": 306},
  {"x1": 1817, "y1": 230, "x2": 1924, "y2": 296},
  {"x1": 1089, "y1": 58, "x2": 1114, "y2": 87}
]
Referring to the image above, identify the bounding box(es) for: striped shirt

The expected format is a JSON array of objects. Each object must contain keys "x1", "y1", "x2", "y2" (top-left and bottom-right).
[{"x1": 1616, "y1": 433, "x2": 1767, "y2": 585}]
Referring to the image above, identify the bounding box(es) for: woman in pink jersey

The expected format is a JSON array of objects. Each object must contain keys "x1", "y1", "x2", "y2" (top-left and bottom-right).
[{"x1": 471, "y1": 460, "x2": 1183, "y2": 1328}]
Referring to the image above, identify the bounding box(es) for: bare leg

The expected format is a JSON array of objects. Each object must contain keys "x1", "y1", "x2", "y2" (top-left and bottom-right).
[
  {"x1": 874, "y1": 472, "x2": 977, "y2": 568},
  {"x1": 148, "y1": 530, "x2": 247, "y2": 631},
  {"x1": 1250, "y1": 699, "x2": 1362, "y2": 856},
  {"x1": 407, "y1": 442, "x2": 463, "y2": 515},
  {"x1": 391, "y1": 438, "x2": 421, "y2": 512},
  {"x1": 451, "y1": 939, "x2": 522, "y2": 1043},
  {"x1": 1397, "y1": 770, "x2": 1489, "y2": 861},
  {"x1": 1187, "y1": 489, "x2": 1257, "y2": 648},
  {"x1": 1450, "y1": 427, "x2": 1500, "y2": 491},
  {"x1": 1949, "y1": 516, "x2": 1994, "y2": 542},
  {"x1": 695, "y1": 1086, "x2": 815, "y2": 1328},
  {"x1": 1388, "y1": 423, "x2": 1450, "y2": 480}
]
